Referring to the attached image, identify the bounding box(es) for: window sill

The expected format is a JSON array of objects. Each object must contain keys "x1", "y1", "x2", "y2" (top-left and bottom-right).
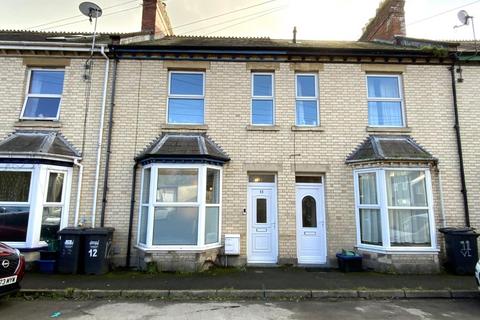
[
  {"x1": 135, "y1": 243, "x2": 222, "y2": 253},
  {"x1": 291, "y1": 125, "x2": 325, "y2": 132},
  {"x1": 246, "y1": 125, "x2": 280, "y2": 131},
  {"x1": 366, "y1": 126, "x2": 412, "y2": 133},
  {"x1": 14, "y1": 120, "x2": 62, "y2": 129},
  {"x1": 161, "y1": 124, "x2": 208, "y2": 131},
  {"x1": 357, "y1": 245, "x2": 439, "y2": 255}
]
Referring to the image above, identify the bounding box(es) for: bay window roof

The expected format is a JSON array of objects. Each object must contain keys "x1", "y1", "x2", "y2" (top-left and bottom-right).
[
  {"x1": 136, "y1": 133, "x2": 230, "y2": 165},
  {"x1": 346, "y1": 135, "x2": 437, "y2": 164},
  {"x1": 0, "y1": 131, "x2": 80, "y2": 162}
]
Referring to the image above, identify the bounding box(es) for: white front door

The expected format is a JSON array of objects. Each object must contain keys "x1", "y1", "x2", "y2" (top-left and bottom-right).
[
  {"x1": 247, "y1": 185, "x2": 278, "y2": 263},
  {"x1": 296, "y1": 184, "x2": 326, "y2": 264}
]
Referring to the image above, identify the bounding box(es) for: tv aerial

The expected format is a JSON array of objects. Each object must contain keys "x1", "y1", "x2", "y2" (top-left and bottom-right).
[
  {"x1": 454, "y1": 10, "x2": 477, "y2": 54},
  {"x1": 79, "y1": 2, "x2": 103, "y2": 59}
]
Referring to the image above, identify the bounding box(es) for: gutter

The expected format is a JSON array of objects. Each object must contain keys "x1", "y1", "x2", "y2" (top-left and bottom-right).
[
  {"x1": 100, "y1": 57, "x2": 118, "y2": 227},
  {"x1": 449, "y1": 64, "x2": 470, "y2": 227},
  {"x1": 0, "y1": 44, "x2": 107, "y2": 52},
  {"x1": 91, "y1": 45, "x2": 110, "y2": 228}
]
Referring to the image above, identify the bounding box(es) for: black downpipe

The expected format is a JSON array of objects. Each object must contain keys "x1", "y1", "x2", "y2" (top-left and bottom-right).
[
  {"x1": 100, "y1": 58, "x2": 118, "y2": 227},
  {"x1": 449, "y1": 64, "x2": 470, "y2": 227},
  {"x1": 126, "y1": 163, "x2": 138, "y2": 267}
]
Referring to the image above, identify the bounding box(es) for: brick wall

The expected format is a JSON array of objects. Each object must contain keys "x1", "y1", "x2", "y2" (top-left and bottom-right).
[
  {"x1": 107, "y1": 61, "x2": 463, "y2": 269},
  {"x1": 0, "y1": 55, "x2": 467, "y2": 271}
]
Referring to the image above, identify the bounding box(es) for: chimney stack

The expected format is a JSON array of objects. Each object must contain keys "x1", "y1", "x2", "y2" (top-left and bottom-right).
[
  {"x1": 141, "y1": 0, "x2": 173, "y2": 36},
  {"x1": 359, "y1": 0, "x2": 406, "y2": 42}
]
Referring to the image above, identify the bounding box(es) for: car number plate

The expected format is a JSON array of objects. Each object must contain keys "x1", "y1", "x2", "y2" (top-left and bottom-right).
[{"x1": 0, "y1": 275, "x2": 17, "y2": 287}]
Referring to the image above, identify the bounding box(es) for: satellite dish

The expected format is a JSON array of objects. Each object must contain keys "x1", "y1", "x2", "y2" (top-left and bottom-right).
[
  {"x1": 79, "y1": 2, "x2": 103, "y2": 19},
  {"x1": 457, "y1": 10, "x2": 470, "y2": 25}
]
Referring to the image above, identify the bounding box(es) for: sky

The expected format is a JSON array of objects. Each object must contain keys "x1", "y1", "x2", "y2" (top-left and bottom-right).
[{"x1": 1, "y1": 0, "x2": 479, "y2": 41}]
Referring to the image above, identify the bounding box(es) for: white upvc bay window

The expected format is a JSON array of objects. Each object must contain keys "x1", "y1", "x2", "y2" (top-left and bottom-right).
[
  {"x1": 137, "y1": 163, "x2": 222, "y2": 250},
  {"x1": 354, "y1": 168, "x2": 437, "y2": 253},
  {"x1": 0, "y1": 164, "x2": 72, "y2": 249}
]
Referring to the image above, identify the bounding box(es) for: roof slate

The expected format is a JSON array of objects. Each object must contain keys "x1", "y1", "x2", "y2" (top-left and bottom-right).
[
  {"x1": 0, "y1": 131, "x2": 80, "y2": 160},
  {"x1": 122, "y1": 35, "x2": 416, "y2": 51},
  {"x1": 346, "y1": 135, "x2": 436, "y2": 164},
  {"x1": 136, "y1": 132, "x2": 229, "y2": 164},
  {"x1": 0, "y1": 29, "x2": 147, "y2": 43}
]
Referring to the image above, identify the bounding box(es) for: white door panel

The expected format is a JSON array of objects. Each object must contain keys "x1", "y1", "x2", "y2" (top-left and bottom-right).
[
  {"x1": 247, "y1": 185, "x2": 278, "y2": 263},
  {"x1": 296, "y1": 184, "x2": 326, "y2": 264}
]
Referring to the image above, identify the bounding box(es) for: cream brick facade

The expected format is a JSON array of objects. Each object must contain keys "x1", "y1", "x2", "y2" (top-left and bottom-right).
[
  {"x1": 106, "y1": 60, "x2": 465, "y2": 272},
  {"x1": 0, "y1": 49, "x2": 472, "y2": 273}
]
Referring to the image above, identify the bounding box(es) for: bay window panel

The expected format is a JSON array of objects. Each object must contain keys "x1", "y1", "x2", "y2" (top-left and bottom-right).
[
  {"x1": 0, "y1": 171, "x2": 31, "y2": 202},
  {"x1": 46, "y1": 172, "x2": 64, "y2": 203},
  {"x1": 389, "y1": 209, "x2": 431, "y2": 246},
  {"x1": 386, "y1": 171, "x2": 427, "y2": 207},
  {"x1": 358, "y1": 172, "x2": 377, "y2": 205},
  {"x1": 40, "y1": 207, "x2": 62, "y2": 242},
  {"x1": 139, "y1": 206, "x2": 148, "y2": 245},
  {"x1": 141, "y1": 168, "x2": 151, "y2": 204},
  {"x1": 206, "y1": 169, "x2": 220, "y2": 204},
  {"x1": 359, "y1": 208, "x2": 382, "y2": 245},
  {"x1": 0, "y1": 206, "x2": 30, "y2": 242},
  {"x1": 205, "y1": 207, "x2": 219, "y2": 244},
  {"x1": 153, "y1": 206, "x2": 199, "y2": 245},
  {"x1": 156, "y1": 169, "x2": 198, "y2": 203}
]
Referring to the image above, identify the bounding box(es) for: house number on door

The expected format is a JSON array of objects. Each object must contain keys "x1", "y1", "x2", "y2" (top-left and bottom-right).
[{"x1": 89, "y1": 249, "x2": 98, "y2": 257}]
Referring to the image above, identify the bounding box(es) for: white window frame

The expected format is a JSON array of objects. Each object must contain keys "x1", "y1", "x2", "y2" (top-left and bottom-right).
[
  {"x1": 0, "y1": 163, "x2": 72, "y2": 249},
  {"x1": 167, "y1": 71, "x2": 205, "y2": 125},
  {"x1": 353, "y1": 167, "x2": 437, "y2": 254},
  {"x1": 251, "y1": 72, "x2": 275, "y2": 126},
  {"x1": 41, "y1": 170, "x2": 68, "y2": 242},
  {"x1": 20, "y1": 68, "x2": 65, "y2": 121},
  {"x1": 295, "y1": 73, "x2": 319, "y2": 126},
  {"x1": 366, "y1": 74, "x2": 405, "y2": 128},
  {"x1": 137, "y1": 163, "x2": 222, "y2": 251}
]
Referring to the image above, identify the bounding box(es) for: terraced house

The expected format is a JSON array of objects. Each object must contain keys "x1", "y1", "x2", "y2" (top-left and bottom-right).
[{"x1": 0, "y1": 0, "x2": 476, "y2": 273}]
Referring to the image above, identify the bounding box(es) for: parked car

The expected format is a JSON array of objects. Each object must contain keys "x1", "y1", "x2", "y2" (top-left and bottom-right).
[
  {"x1": 475, "y1": 259, "x2": 480, "y2": 291},
  {"x1": 0, "y1": 243, "x2": 25, "y2": 297}
]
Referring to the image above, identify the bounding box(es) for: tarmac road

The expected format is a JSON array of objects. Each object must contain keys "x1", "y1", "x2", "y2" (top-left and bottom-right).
[{"x1": 0, "y1": 298, "x2": 479, "y2": 319}]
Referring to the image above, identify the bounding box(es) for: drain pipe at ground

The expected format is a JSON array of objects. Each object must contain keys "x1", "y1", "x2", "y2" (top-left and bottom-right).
[
  {"x1": 91, "y1": 45, "x2": 110, "y2": 228},
  {"x1": 126, "y1": 163, "x2": 138, "y2": 267}
]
